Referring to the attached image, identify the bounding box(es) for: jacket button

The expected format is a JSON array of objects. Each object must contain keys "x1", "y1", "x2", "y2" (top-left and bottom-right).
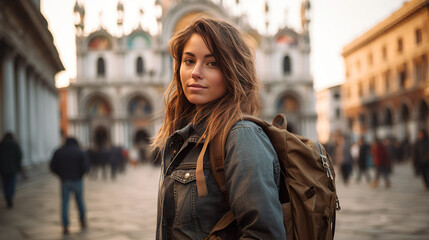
[
  {"x1": 173, "y1": 150, "x2": 177, "y2": 155},
  {"x1": 184, "y1": 173, "x2": 190, "y2": 179}
]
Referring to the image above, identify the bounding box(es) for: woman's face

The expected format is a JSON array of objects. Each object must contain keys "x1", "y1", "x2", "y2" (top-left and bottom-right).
[{"x1": 180, "y1": 33, "x2": 227, "y2": 107}]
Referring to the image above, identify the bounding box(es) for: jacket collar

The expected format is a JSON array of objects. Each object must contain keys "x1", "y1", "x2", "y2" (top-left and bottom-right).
[{"x1": 171, "y1": 120, "x2": 207, "y2": 144}]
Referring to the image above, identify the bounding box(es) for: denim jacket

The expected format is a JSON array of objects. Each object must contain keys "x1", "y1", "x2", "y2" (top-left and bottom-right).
[{"x1": 156, "y1": 120, "x2": 286, "y2": 240}]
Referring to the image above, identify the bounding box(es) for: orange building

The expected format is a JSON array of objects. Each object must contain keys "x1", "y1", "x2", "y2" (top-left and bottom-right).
[{"x1": 342, "y1": 0, "x2": 429, "y2": 142}]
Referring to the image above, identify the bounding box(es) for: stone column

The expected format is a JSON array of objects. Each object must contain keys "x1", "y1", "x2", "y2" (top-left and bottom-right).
[
  {"x1": 2, "y1": 49, "x2": 16, "y2": 133},
  {"x1": 16, "y1": 59, "x2": 29, "y2": 165},
  {"x1": 34, "y1": 78, "x2": 42, "y2": 163},
  {"x1": 27, "y1": 71, "x2": 36, "y2": 165}
]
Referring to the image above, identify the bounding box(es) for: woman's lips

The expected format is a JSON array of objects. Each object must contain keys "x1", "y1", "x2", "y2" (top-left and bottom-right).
[{"x1": 188, "y1": 83, "x2": 206, "y2": 90}]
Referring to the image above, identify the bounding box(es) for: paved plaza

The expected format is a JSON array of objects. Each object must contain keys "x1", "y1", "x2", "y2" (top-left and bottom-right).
[{"x1": 1, "y1": 162, "x2": 429, "y2": 240}]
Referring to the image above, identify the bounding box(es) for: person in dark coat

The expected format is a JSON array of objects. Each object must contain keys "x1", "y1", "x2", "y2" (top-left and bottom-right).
[
  {"x1": 413, "y1": 129, "x2": 429, "y2": 190},
  {"x1": 371, "y1": 138, "x2": 391, "y2": 188},
  {"x1": 50, "y1": 137, "x2": 90, "y2": 235},
  {"x1": 356, "y1": 137, "x2": 371, "y2": 183},
  {"x1": 108, "y1": 146, "x2": 124, "y2": 180},
  {"x1": 0, "y1": 132, "x2": 22, "y2": 208}
]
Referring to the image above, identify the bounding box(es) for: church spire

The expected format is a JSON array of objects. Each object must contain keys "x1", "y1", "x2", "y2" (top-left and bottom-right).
[
  {"x1": 73, "y1": 0, "x2": 85, "y2": 35},
  {"x1": 117, "y1": 0, "x2": 124, "y2": 35}
]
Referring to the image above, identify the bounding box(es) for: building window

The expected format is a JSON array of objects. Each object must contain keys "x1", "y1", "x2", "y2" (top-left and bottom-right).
[
  {"x1": 415, "y1": 28, "x2": 422, "y2": 45},
  {"x1": 369, "y1": 77, "x2": 375, "y2": 95},
  {"x1": 384, "y1": 70, "x2": 390, "y2": 92},
  {"x1": 97, "y1": 57, "x2": 105, "y2": 78},
  {"x1": 358, "y1": 81, "x2": 363, "y2": 97},
  {"x1": 335, "y1": 108, "x2": 341, "y2": 119},
  {"x1": 283, "y1": 55, "x2": 291, "y2": 74},
  {"x1": 397, "y1": 38, "x2": 403, "y2": 53},
  {"x1": 136, "y1": 56, "x2": 144, "y2": 76},
  {"x1": 368, "y1": 52, "x2": 373, "y2": 66},
  {"x1": 333, "y1": 91, "x2": 341, "y2": 100},
  {"x1": 414, "y1": 55, "x2": 427, "y2": 84},
  {"x1": 382, "y1": 45, "x2": 387, "y2": 61},
  {"x1": 398, "y1": 63, "x2": 407, "y2": 88}
]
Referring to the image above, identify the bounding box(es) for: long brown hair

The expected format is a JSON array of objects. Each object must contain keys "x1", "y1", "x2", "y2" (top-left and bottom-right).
[{"x1": 153, "y1": 17, "x2": 261, "y2": 149}]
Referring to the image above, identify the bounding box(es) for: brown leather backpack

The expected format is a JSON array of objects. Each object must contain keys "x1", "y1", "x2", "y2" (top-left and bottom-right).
[{"x1": 195, "y1": 114, "x2": 340, "y2": 240}]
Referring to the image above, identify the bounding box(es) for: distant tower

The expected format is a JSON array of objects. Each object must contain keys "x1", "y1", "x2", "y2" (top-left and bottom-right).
[
  {"x1": 73, "y1": 0, "x2": 85, "y2": 36},
  {"x1": 300, "y1": 0, "x2": 311, "y2": 37},
  {"x1": 155, "y1": 0, "x2": 163, "y2": 35},
  {"x1": 264, "y1": 0, "x2": 270, "y2": 34},
  {"x1": 117, "y1": 0, "x2": 124, "y2": 35}
]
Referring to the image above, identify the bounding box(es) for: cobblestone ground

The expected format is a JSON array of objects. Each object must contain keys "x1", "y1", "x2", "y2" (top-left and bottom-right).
[
  {"x1": 1, "y1": 162, "x2": 428, "y2": 240},
  {"x1": 335, "y1": 162, "x2": 429, "y2": 240}
]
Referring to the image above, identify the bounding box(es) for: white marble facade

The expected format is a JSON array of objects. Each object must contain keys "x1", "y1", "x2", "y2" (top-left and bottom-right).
[
  {"x1": 0, "y1": 0, "x2": 64, "y2": 166},
  {"x1": 68, "y1": 0, "x2": 317, "y2": 150}
]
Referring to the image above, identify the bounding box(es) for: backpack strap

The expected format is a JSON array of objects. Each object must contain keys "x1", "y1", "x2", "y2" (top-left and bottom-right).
[
  {"x1": 209, "y1": 133, "x2": 228, "y2": 200},
  {"x1": 196, "y1": 139, "x2": 210, "y2": 197},
  {"x1": 196, "y1": 117, "x2": 238, "y2": 198},
  {"x1": 206, "y1": 209, "x2": 235, "y2": 239}
]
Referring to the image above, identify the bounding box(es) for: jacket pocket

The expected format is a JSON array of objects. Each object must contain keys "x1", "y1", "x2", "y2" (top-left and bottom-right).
[
  {"x1": 171, "y1": 169, "x2": 198, "y2": 226},
  {"x1": 171, "y1": 169, "x2": 197, "y2": 183}
]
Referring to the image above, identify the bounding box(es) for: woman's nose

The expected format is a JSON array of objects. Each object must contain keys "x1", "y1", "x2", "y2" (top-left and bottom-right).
[{"x1": 191, "y1": 64, "x2": 202, "y2": 80}]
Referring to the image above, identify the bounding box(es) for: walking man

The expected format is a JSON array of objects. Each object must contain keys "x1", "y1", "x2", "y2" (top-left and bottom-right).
[
  {"x1": 0, "y1": 132, "x2": 22, "y2": 208},
  {"x1": 50, "y1": 137, "x2": 90, "y2": 234}
]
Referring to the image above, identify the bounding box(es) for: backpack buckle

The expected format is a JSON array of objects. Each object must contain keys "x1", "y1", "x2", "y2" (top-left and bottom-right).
[
  {"x1": 320, "y1": 154, "x2": 333, "y2": 180},
  {"x1": 335, "y1": 196, "x2": 341, "y2": 210}
]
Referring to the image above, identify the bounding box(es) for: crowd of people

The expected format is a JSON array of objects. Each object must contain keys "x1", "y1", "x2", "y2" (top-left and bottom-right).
[
  {"x1": 325, "y1": 129, "x2": 429, "y2": 190},
  {"x1": 85, "y1": 143, "x2": 160, "y2": 181}
]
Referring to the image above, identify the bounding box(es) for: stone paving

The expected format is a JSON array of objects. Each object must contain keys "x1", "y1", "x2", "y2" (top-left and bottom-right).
[
  {"x1": 334, "y1": 163, "x2": 429, "y2": 240},
  {"x1": 1, "y1": 162, "x2": 428, "y2": 240}
]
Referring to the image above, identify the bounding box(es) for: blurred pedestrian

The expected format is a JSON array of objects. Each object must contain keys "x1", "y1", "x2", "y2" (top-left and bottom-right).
[
  {"x1": 413, "y1": 129, "x2": 429, "y2": 190},
  {"x1": 371, "y1": 138, "x2": 391, "y2": 188},
  {"x1": 50, "y1": 137, "x2": 90, "y2": 235},
  {"x1": 356, "y1": 137, "x2": 371, "y2": 183},
  {"x1": 334, "y1": 132, "x2": 353, "y2": 185},
  {"x1": 108, "y1": 146, "x2": 124, "y2": 180},
  {"x1": 400, "y1": 137, "x2": 411, "y2": 162},
  {"x1": 119, "y1": 148, "x2": 129, "y2": 173},
  {"x1": 0, "y1": 132, "x2": 22, "y2": 208},
  {"x1": 129, "y1": 145, "x2": 139, "y2": 168}
]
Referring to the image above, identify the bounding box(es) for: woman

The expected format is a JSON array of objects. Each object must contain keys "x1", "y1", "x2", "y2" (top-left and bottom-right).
[{"x1": 153, "y1": 18, "x2": 285, "y2": 239}]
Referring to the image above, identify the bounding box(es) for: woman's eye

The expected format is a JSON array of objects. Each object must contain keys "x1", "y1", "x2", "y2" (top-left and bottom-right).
[
  {"x1": 208, "y1": 61, "x2": 217, "y2": 67},
  {"x1": 183, "y1": 59, "x2": 194, "y2": 65}
]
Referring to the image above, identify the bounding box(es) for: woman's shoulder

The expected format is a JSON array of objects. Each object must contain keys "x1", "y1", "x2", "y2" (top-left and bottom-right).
[
  {"x1": 227, "y1": 119, "x2": 267, "y2": 141},
  {"x1": 230, "y1": 119, "x2": 261, "y2": 132}
]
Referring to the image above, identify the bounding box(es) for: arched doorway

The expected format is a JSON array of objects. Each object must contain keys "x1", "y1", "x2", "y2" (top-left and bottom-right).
[
  {"x1": 85, "y1": 95, "x2": 112, "y2": 149},
  {"x1": 418, "y1": 100, "x2": 429, "y2": 130},
  {"x1": 128, "y1": 95, "x2": 153, "y2": 163},
  {"x1": 398, "y1": 103, "x2": 411, "y2": 140},
  {"x1": 94, "y1": 126, "x2": 109, "y2": 149}
]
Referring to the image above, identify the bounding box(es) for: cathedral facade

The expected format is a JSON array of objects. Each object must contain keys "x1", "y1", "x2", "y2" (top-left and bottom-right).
[{"x1": 67, "y1": 0, "x2": 316, "y2": 151}]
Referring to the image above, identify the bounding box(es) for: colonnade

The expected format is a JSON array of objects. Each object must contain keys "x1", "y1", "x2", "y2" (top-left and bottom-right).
[{"x1": 1, "y1": 42, "x2": 61, "y2": 166}]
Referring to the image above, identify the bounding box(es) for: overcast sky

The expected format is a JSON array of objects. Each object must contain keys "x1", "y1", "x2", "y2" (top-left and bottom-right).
[{"x1": 41, "y1": 0, "x2": 409, "y2": 90}]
